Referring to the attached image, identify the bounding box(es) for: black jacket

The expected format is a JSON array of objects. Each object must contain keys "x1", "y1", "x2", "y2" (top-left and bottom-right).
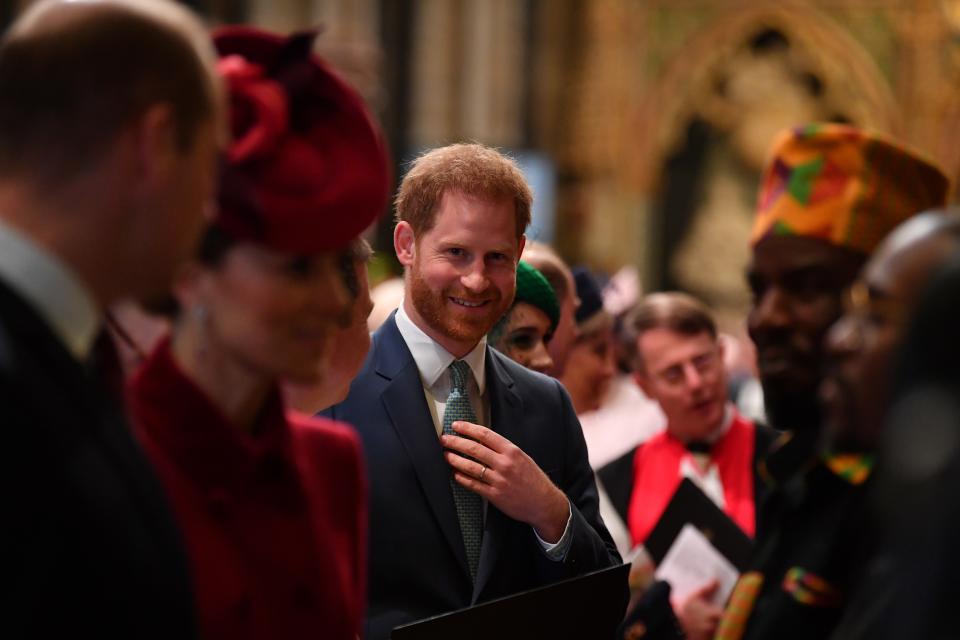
[{"x1": 0, "y1": 281, "x2": 195, "y2": 638}]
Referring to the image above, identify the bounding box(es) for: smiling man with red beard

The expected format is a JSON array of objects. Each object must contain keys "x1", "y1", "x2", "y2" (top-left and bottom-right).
[{"x1": 323, "y1": 143, "x2": 623, "y2": 640}]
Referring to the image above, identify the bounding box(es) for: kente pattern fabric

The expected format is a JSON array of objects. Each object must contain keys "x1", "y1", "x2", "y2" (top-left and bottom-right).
[
  {"x1": 751, "y1": 123, "x2": 950, "y2": 254},
  {"x1": 823, "y1": 453, "x2": 874, "y2": 486},
  {"x1": 714, "y1": 572, "x2": 765, "y2": 640},
  {"x1": 443, "y1": 360, "x2": 484, "y2": 579}
]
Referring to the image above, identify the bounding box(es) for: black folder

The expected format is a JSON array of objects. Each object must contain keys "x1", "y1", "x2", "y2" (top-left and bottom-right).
[
  {"x1": 390, "y1": 563, "x2": 631, "y2": 640},
  {"x1": 644, "y1": 477, "x2": 753, "y2": 572}
]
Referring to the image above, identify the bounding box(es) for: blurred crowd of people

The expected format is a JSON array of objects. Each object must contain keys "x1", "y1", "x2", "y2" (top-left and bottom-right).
[{"x1": 2, "y1": 2, "x2": 959, "y2": 640}]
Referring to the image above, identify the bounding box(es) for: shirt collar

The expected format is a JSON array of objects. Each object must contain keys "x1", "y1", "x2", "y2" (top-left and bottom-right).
[
  {"x1": 0, "y1": 220, "x2": 99, "y2": 360},
  {"x1": 395, "y1": 304, "x2": 486, "y2": 395}
]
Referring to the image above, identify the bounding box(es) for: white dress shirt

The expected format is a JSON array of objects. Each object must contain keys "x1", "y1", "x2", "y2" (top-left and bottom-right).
[
  {"x1": 680, "y1": 405, "x2": 735, "y2": 509},
  {"x1": 0, "y1": 219, "x2": 99, "y2": 361},
  {"x1": 394, "y1": 304, "x2": 572, "y2": 558}
]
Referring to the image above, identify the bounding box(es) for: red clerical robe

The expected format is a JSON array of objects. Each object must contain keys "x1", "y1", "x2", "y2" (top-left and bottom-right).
[
  {"x1": 128, "y1": 339, "x2": 366, "y2": 640},
  {"x1": 627, "y1": 411, "x2": 757, "y2": 546}
]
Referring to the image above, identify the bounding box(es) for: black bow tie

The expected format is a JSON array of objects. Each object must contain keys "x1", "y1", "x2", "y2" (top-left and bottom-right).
[{"x1": 686, "y1": 441, "x2": 712, "y2": 454}]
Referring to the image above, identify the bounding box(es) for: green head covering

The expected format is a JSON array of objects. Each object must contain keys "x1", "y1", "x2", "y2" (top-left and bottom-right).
[{"x1": 514, "y1": 260, "x2": 560, "y2": 333}]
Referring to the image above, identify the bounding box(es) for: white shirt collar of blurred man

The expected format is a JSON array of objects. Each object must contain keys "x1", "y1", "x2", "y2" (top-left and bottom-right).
[{"x1": 0, "y1": 219, "x2": 98, "y2": 361}]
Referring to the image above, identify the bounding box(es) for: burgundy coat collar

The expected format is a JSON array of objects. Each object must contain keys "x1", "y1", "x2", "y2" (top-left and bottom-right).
[{"x1": 128, "y1": 337, "x2": 293, "y2": 493}]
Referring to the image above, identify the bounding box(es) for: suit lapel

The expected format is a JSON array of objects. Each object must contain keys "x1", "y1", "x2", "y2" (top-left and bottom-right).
[
  {"x1": 0, "y1": 281, "x2": 188, "y2": 566},
  {"x1": 473, "y1": 348, "x2": 523, "y2": 601},
  {"x1": 376, "y1": 316, "x2": 472, "y2": 579}
]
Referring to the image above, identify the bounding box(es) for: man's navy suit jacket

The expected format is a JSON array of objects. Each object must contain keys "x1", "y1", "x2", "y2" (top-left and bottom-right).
[{"x1": 324, "y1": 314, "x2": 624, "y2": 639}]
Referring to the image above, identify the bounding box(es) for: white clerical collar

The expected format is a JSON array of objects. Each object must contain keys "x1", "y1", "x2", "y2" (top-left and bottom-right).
[
  {"x1": 0, "y1": 219, "x2": 99, "y2": 361},
  {"x1": 395, "y1": 304, "x2": 486, "y2": 395}
]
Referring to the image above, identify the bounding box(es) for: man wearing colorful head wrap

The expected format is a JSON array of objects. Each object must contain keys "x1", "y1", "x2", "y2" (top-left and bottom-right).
[
  {"x1": 0, "y1": 2, "x2": 223, "y2": 637},
  {"x1": 715, "y1": 123, "x2": 950, "y2": 640},
  {"x1": 488, "y1": 260, "x2": 560, "y2": 374},
  {"x1": 127, "y1": 26, "x2": 390, "y2": 640}
]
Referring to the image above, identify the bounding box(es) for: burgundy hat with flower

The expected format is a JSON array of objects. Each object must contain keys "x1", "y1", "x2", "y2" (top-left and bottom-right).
[{"x1": 212, "y1": 26, "x2": 391, "y2": 253}]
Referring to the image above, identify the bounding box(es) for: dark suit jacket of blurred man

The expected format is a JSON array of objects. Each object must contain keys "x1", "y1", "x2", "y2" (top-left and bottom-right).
[
  {"x1": 0, "y1": 278, "x2": 194, "y2": 638},
  {"x1": 325, "y1": 313, "x2": 624, "y2": 639}
]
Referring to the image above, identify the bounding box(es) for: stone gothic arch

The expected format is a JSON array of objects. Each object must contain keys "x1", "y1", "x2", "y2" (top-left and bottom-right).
[{"x1": 618, "y1": 3, "x2": 903, "y2": 329}]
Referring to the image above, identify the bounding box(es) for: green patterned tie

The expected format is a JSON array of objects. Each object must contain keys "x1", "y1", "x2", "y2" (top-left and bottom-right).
[{"x1": 443, "y1": 360, "x2": 484, "y2": 579}]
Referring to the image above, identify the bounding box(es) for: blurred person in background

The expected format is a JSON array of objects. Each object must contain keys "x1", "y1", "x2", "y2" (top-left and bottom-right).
[
  {"x1": 819, "y1": 209, "x2": 960, "y2": 639},
  {"x1": 522, "y1": 240, "x2": 579, "y2": 376},
  {"x1": 863, "y1": 248, "x2": 960, "y2": 640},
  {"x1": 0, "y1": 1, "x2": 223, "y2": 636},
  {"x1": 487, "y1": 259, "x2": 559, "y2": 374},
  {"x1": 285, "y1": 238, "x2": 374, "y2": 413},
  {"x1": 864, "y1": 254, "x2": 960, "y2": 640},
  {"x1": 127, "y1": 27, "x2": 390, "y2": 640},
  {"x1": 715, "y1": 123, "x2": 949, "y2": 640},
  {"x1": 559, "y1": 267, "x2": 616, "y2": 415},
  {"x1": 599, "y1": 292, "x2": 776, "y2": 640},
  {"x1": 579, "y1": 266, "x2": 665, "y2": 470}
]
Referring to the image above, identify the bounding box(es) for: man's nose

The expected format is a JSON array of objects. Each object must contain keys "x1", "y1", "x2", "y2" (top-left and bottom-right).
[
  {"x1": 683, "y1": 362, "x2": 705, "y2": 389},
  {"x1": 461, "y1": 262, "x2": 489, "y2": 292},
  {"x1": 749, "y1": 286, "x2": 792, "y2": 334}
]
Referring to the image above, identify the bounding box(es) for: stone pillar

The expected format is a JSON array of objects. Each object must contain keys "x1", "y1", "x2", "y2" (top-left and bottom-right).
[{"x1": 409, "y1": 0, "x2": 526, "y2": 148}]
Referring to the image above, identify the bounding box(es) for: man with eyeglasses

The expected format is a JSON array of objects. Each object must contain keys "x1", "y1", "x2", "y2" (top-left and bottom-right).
[
  {"x1": 598, "y1": 292, "x2": 776, "y2": 640},
  {"x1": 714, "y1": 124, "x2": 950, "y2": 640}
]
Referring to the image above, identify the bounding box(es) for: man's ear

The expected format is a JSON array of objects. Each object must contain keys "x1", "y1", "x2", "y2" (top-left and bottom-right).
[
  {"x1": 517, "y1": 234, "x2": 526, "y2": 262},
  {"x1": 394, "y1": 221, "x2": 416, "y2": 267},
  {"x1": 133, "y1": 104, "x2": 177, "y2": 183}
]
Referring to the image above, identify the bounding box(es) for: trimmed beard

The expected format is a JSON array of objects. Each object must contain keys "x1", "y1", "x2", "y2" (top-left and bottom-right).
[
  {"x1": 408, "y1": 266, "x2": 511, "y2": 349},
  {"x1": 762, "y1": 378, "x2": 823, "y2": 434}
]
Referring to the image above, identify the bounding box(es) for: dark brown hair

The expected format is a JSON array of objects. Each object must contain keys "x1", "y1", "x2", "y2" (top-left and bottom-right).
[
  {"x1": 0, "y1": 1, "x2": 217, "y2": 188},
  {"x1": 394, "y1": 143, "x2": 532, "y2": 239}
]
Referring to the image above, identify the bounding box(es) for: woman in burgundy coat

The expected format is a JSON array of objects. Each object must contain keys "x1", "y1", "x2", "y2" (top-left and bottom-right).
[{"x1": 128, "y1": 25, "x2": 390, "y2": 640}]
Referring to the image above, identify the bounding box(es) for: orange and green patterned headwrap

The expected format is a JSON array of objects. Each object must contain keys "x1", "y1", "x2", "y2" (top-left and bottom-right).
[{"x1": 751, "y1": 123, "x2": 951, "y2": 254}]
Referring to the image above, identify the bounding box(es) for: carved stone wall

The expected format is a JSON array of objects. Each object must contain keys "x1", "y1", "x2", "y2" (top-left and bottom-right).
[{"x1": 557, "y1": 0, "x2": 960, "y2": 330}]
